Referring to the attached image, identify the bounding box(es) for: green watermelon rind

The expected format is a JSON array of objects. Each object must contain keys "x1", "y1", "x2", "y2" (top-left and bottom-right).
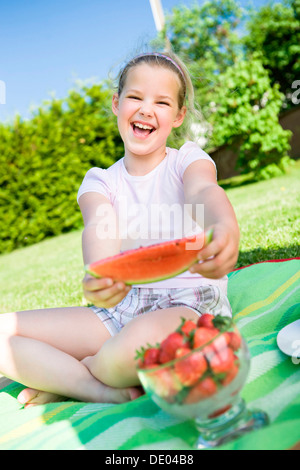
[
  {"x1": 86, "y1": 261, "x2": 194, "y2": 285},
  {"x1": 85, "y1": 229, "x2": 213, "y2": 285}
]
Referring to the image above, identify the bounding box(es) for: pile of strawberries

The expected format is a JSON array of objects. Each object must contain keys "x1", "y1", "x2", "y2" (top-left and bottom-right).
[{"x1": 136, "y1": 314, "x2": 242, "y2": 406}]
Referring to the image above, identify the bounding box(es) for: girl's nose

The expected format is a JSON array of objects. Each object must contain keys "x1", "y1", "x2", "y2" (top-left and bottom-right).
[{"x1": 139, "y1": 101, "x2": 153, "y2": 117}]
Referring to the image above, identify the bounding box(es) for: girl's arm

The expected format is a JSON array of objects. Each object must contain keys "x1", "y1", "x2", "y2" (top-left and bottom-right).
[
  {"x1": 183, "y1": 160, "x2": 240, "y2": 279},
  {"x1": 78, "y1": 192, "x2": 121, "y2": 265},
  {"x1": 78, "y1": 192, "x2": 131, "y2": 307}
]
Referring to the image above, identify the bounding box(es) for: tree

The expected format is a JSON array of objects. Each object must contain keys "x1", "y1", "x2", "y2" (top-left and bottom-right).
[
  {"x1": 244, "y1": 0, "x2": 300, "y2": 108},
  {"x1": 160, "y1": 0, "x2": 293, "y2": 177},
  {"x1": 162, "y1": 0, "x2": 244, "y2": 109},
  {"x1": 0, "y1": 83, "x2": 123, "y2": 253},
  {"x1": 207, "y1": 55, "x2": 292, "y2": 178},
  {"x1": 163, "y1": 0, "x2": 243, "y2": 66}
]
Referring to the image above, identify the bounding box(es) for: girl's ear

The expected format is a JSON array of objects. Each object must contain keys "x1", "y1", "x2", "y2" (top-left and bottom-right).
[
  {"x1": 112, "y1": 93, "x2": 119, "y2": 116},
  {"x1": 172, "y1": 106, "x2": 187, "y2": 129}
]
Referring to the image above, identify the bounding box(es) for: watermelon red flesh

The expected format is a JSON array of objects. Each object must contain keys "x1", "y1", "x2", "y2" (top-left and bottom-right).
[{"x1": 86, "y1": 229, "x2": 213, "y2": 285}]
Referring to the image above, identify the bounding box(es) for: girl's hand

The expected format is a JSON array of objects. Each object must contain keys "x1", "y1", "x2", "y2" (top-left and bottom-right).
[
  {"x1": 82, "y1": 273, "x2": 131, "y2": 308},
  {"x1": 189, "y1": 224, "x2": 239, "y2": 279}
]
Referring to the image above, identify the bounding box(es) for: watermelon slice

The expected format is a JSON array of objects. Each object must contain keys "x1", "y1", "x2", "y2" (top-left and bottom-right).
[{"x1": 85, "y1": 229, "x2": 213, "y2": 285}]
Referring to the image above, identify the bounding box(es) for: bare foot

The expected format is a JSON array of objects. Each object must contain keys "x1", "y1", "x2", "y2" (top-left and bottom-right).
[
  {"x1": 18, "y1": 388, "x2": 65, "y2": 408},
  {"x1": 81, "y1": 356, "x2": 144, "y2": 403},
  {"x1": 90, "y1": 381, "x2": 144, "y2": 404},
  {"x1": 17, "y1": 382, "x2": 144, "y2": 408}
]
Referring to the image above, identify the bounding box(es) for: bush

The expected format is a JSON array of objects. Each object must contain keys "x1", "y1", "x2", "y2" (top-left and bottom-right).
[
  {"x1": 206, "y1": 56, "x2": 293, "y2": 178},
  {"x1": 160, "y1": 0, "x2": 295, "y2": 177},
  {"x1": 244, "y1": 0, "x2": 300, "y2": 109},
  {"x1": 0, "y1": 83, "x2": 123, "y2": 254}
]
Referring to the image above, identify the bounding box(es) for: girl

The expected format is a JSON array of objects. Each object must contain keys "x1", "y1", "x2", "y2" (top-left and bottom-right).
[{"x1": 0, "y1": 51, "x2": 239, "y2": 407}]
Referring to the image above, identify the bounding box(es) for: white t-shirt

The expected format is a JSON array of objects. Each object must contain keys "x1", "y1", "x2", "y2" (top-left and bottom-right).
[{"x1": 77, "y1": 141, "x2": 228, "y2": 293}]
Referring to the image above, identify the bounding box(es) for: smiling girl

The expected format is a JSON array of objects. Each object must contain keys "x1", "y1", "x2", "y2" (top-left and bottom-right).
[{"x1": 0, "y1": 51, "x2": 239, "y2": 406}]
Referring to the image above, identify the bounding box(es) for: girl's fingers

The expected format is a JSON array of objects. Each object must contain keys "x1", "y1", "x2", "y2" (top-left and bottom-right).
[
  {"x1": 100, "y1": 282, "x2": 130, "y2": 301},
  {"x1": 190, "y1": 243, "x2": 238, "y2": 279},
  {"x1": 84, "y1": 291, "x2": 123, "y2": 308},
  {"x1": 92, "y1": 287, "x2": 130, "y2": 309},
  {"x1": 102, "y1": 289, "x2": 131, "y2": 308},
  {"x1": 83, "y1": 276, "x2": 114, "y2": 291},
  {"x1": 198, "y1": 229, "x2": 228, "y2": 262},
  {"x1": 83, "y1": 280, "x2": 131, "y2": 307},
  {"x1": 197, "y1": 241, "x2": 220, "y2": 262},
  {"x1": 190, "y1": 259, "x2": 227, "y2": 279},
  {"x1": 194, "y1": 244, "x2": 221, "y2": 270}
]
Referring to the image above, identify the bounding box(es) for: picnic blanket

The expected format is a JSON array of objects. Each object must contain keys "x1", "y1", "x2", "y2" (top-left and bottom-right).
[{"x1": 0, "y1": 259, "x2": 299, "y2": 450}]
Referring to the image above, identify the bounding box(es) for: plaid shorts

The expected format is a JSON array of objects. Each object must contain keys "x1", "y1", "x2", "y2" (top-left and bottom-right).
[{"x1": 89, "y1": 285, "x2": 232, "y2": 337}]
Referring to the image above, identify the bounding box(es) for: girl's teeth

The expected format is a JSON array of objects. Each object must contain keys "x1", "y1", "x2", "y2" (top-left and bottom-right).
[{"x1": 134, "y1": 123, "x2": 153, "y2": 130}]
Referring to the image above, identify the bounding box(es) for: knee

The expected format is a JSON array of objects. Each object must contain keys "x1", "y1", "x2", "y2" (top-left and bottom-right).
[
  {"x1": 0, "y1": 312, "x2": 18, "y2": 336},
  {"x1": 0, "y1": 333, "x2": 15, "y2": 361},
  {"x1": 96, "y1": 324, "x2": 145, "y2": 388},
  {"x1": 114, "y1": 315, "x2": 160, "y2": 365}
]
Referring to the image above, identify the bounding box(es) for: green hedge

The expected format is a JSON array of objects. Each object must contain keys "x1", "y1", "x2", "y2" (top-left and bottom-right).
[
  {"x1": 0, "y1": 84, "x2": 123, "y2": 254},
  {"x1": 206, "y1": 56, "x2": 293, "y2": 178}
]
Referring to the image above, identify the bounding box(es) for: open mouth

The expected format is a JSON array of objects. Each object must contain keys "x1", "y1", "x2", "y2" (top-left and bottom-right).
[{"x1": 131, "y1": 122, "x2": 156, "y2": 138}]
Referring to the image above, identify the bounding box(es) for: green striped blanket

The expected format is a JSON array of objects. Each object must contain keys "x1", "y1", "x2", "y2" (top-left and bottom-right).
[{"x1": 0, "y1": 259, "x2": 299, "y2": 450}]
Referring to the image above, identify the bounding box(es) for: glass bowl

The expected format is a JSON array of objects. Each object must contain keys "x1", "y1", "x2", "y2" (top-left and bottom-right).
[{"x1": 137, "y1": 317, "x2": 268, "y2": 448}]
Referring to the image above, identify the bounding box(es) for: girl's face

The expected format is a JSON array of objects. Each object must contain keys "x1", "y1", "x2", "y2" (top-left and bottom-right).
[{"x1": 112, "y1": 63, "x2": 186, "y2": 159}]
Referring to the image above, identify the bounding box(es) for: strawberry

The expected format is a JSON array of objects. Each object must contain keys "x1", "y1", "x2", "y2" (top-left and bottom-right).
[
  {"x1": 201, "y1": 331, "x2": 230, "y2": 358},
  {"x1": 197, "y1": 313, "x2": 215, "y2": 329},
  {"x1": 211, "y1": 332, "x2": 231, "y2": 352},
  {"x1": 174, "y1": 348, "x2": 207, "y2": 386},
  {"x1": 208, "y1": 404, "x2": 232, "y2": 419},
  {"x1": 149, "y1": 367, "x2": 182, "y2": 400},
  {"x1": 175, "y1": 346, "x2": 191, "y2": 358},
  {"x1": 207, "y1": 345, "x2": 235, "y2": 374},
  {"x1": 180, "y1": 319, "x2": 197, "y2": 336},
  {"x1": 198, "y1": 313, "x2": 234, "y2": 332},
  {"x1": 158, "y1": 332, "x2": 186, "y2": 364},
  {"x1": 136, "y1": 344, "x2": 160, "y2": 368},
  {"x1": 184, "y1": 377, "x2": 217, "y2": 404},
  {"x1": 143, "y1": 348, "x2": 160, "y2": 367},
  {"x1": 221, "y1": 362, "x2": 239, "y2": 386},
  {"x1": 193, "y1": 327, "x2": 219, "y2": 349},
  {"x1": 227, "y1": 331, "x2": 242, "y2": 351},
  {"x1": 143, "y1": 363, "x2": 160, "y2": 369}
]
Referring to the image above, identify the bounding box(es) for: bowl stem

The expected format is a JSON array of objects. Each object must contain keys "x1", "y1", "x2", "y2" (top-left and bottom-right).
[{"x1": 195, "y1": 398, "x2": 269, "y2": 449}]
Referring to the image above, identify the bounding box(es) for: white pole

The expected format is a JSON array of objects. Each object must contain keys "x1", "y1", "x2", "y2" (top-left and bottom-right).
[{"x1": 149, "y1": 0, "x2": 165, "y2": 32}]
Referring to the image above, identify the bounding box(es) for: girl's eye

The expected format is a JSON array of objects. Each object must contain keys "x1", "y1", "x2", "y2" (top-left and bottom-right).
[
  {"x1": 128, "y1": 96, "x2": 141, "y2": 100},
  {"x1": 158, "y1": 101, "x2": 170, "y2": 106}
]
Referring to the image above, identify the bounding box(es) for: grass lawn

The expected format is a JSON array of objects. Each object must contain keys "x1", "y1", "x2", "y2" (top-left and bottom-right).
[
  {"x1": 0, "y1": 161, "x2": 299, "y2": 314},
  {"x1": 223, "y1": 161, "x2": 300, "y2": 266}
]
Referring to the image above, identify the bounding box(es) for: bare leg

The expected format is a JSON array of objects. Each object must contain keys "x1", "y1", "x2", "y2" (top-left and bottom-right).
[
  {"x1": 83, "y1": 306, "x2": 199, "y2": 388},
  {"x1": 0, "y1": 307, "x2": 112, "y2": 360},
  {"x1": 0, "y1": 333, "x2": 140, "y2": 404},
  {"x1": 0, "y1": 307, "x2": 141, "y2": 405}
]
